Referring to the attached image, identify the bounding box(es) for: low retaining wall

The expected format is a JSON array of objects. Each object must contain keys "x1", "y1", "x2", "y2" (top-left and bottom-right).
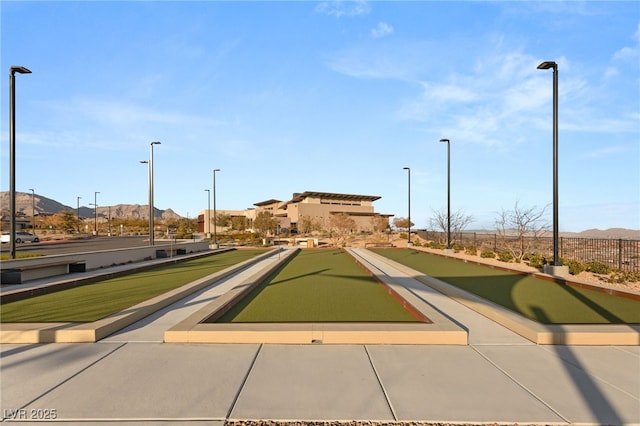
[{"x1": 1, "y1": 240, "x2": 210, "y2": 276}]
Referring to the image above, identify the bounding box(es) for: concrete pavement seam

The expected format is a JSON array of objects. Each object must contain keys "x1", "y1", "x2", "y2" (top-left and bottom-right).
[
  {"x1": 5, "y1": 343, "x2": 127, "y2": 420},
  {"x1": 537, "y1": 344, "x2": 640, "y2": 402},
  {"x1": 363, "y1": 344, "x2": 398, "y2": 421},
  {"x1": 469, "y1": 344, "x2": 571, "y2": 423},
  {"x1": 225, "y1": 343, "x2": 263, "y2": 421}
]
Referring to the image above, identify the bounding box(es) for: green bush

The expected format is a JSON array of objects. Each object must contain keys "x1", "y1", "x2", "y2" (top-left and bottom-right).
[
  {"x1": 498, "y1": 251, "x2": 514, "y2": 262},
  {"x1": 586, "y1": 261, "x2": 612, "y2": 275},
  {"x1": 465, "y1": 245, "x2": 478, "y2": 256},
  {"x1": 429, "y1": 241, "x2": 444, "y2": 249},
  {"x1": 564, "y1": 259, "x2": 585, "y2": 275},
  {"x1": 524, "y1": 252, "x2": 546, "y2": 269},
  {"x1": 608, "y1": 271, "x2": 640, "y2": 284},
  {"x1": 480, "y1": 249, "x2": 495, "y2": 259}
]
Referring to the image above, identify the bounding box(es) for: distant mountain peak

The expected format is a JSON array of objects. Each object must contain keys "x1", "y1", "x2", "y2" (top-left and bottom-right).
[{"x1": 0, "y1": 191, "x2": 182, "y2": 220}]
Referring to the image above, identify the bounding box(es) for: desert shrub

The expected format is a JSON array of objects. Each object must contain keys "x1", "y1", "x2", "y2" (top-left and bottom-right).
[
  {"x1": 608, "y1": 271, "x2": 640, "y2": 284},
  {"x1": 412, "y1": 240, "x2": 422, "y2": 247},
  {"x1": 399, "y1": 232, "x2": 407, "y2": 240},
  {"x1": 480, "y1": 249, "x2": 495, "y2": 259},
  {"x1": 498, "y1": 251, "x2": 514, "y2": 262},
  {"x1": 452, "y1": 243, "x2": 464, "y2": 252},
  {"x1": 524, "y1": 253, "x2": 546, "y2": 269},
  {"x1": 586, "y1": 261, "x2": 611, "y2": 275},
  {"x1": 465, "y1": 245, "x2": 478, "y2": 256},
  {"x1": 564, "y1": 259, "x2": 585, "y2": 276},
  {"x1": 428, "y1": 241, "x2": 444, "y2": 249}
]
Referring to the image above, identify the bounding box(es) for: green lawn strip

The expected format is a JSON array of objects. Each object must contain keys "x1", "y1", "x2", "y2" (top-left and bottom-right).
[
  {"x1": 215, "y1": 249, "x2": 419, "y2": 323},
  {"x1": 0, "y1": 250, "x2": 267, "y2": 323},
  {"x1": 373, "y1": 249, "x2": 640, "y2": 325}
]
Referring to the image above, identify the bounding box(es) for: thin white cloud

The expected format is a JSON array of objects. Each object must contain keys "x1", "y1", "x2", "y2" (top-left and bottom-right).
[
  {"x1": 315, "y1": 0, "x2": 370, "y2": 18},
  {"x1": 612, "y1": 22, "x2": 640, "y2": 62},
  {"x1": 582, "y1": 145, "x2": 628, "y2": 159},
  {"x1": 371, "y1": 22, "x2": 393, "y2": 39}
]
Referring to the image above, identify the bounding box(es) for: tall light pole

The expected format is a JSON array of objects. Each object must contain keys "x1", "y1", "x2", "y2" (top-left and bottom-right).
[
  {"x1": 9, "y1": 65, "x2": 31, "y2": 259},
  {"x1": 204, "y1": 189, "x2": 211, "y2": 238},
  {"x1": 213, "y1": 168, "x2": 221, "y2": 247},
  {"x1": 142, "y1": 141, "x2": 161, "y2": 246},
  {"x1": 403, "y1": 167, "x2": 411, "y2": 245},
  {"x1": 439, "y1": 138, "x2": 451, "y2": 250},
  {"x1": 93, "y1": 191, "x2": 100, "y2": 236},
  {"x1": 77, "y1": 196, "x2": 82, "y2": 232},
  {"x1": 29, "y1": 188, "x2": 35, "y2": 233},
  {"x1": 537, "y1": 61, "x2": 561, "y2": 270}
]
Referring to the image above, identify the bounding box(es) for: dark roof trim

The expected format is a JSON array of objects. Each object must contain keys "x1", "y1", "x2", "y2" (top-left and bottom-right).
[
  {"x1": 290, "y1": 191, "x2": 381, "y2": 203},
  {"x1": 253, "y1": 199, "x2": 282, "y2": 207}
]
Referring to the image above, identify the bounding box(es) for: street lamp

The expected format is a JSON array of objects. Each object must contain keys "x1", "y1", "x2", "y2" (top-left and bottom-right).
[
  {"x1": 204, "y1": 189, "x2": 211, "y2": 238},
  {"x1": 213, "y1": 168, "x2": 221, "y2": 247},
  {"x1": 439, "y1": 138, "x2": 451, "y2": 250},
  {"x1": 29, "y1": 188, "x2": 35, "y2": 233},
  {"x1": 141, "y1": 141, "x2": 161, "y2": 246},
  {"x1": 403, "y1": 167, "x2": 411, "y2": 245},
  {"x1": 77, "y1": 196, "x2": 82, "y2": 232},
  {"x1": 93, "y1": 191, "x2": 100, "y2": 236},
  {"x1": 9, "y1": 65, "x2": 31, "y2": 259},
  {"x1": 537, "y1": 61, "x2": 562, "y2": 274}
]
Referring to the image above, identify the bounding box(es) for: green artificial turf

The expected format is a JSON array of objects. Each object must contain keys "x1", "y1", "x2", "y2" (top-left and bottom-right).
[
  {"x1": 0, "y1": 249, "x2": 267, "y2": 323},
  {"x1": 215, "y1": 249, "x2": 420, "y2": 323},
  {"x1": 373, "y1": 248, "x2": 640, "y2": 325}
]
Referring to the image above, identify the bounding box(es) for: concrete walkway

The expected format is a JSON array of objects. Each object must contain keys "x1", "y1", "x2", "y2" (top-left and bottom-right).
[{"x1": 1, "y1": 248, "x2": 639, "y2": 425}]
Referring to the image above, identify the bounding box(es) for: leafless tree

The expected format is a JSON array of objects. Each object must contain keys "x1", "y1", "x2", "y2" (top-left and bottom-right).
[
  {"x1": 328, "y1": 213, "x2": 356, "y2": 247},
  {"x1": 370, "y1": 215, "x2": 390, "y2": 233},
  {"x1": 495, "y1": 202, "x2": 550, "y2": 261},
  {"x1": 298, "y1": 215, "x2": 323, "y2": 235},
  {"x1": 429, "y1": 208, "x2": 474, "y2": 245}
]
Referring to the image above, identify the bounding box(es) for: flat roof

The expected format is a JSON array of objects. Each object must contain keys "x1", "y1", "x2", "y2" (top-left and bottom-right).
[
  {"x1": 290, "y1": 191, "x2": 381, "y2": 203},
  {"x1": 253, "y1": 199, "x2": 282, "y2": 207}
]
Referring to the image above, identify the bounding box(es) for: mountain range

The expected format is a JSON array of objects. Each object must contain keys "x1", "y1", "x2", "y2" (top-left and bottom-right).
[
  {"x1": 1, "y1": 191, "x2": 638, "y2": 238},
  {"x1": 0, "y1": 191, "x2": 182, "y2": 221}
]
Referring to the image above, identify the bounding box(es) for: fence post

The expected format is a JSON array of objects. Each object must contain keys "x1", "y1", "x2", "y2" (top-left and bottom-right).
[{"x1": 618, "y1": 239, "x2": 623, "y2": 271}]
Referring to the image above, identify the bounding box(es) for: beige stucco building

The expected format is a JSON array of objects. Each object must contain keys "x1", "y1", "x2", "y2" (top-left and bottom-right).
[{"x1": 199, "y1": 191, "x2": 391, "y2": 235}]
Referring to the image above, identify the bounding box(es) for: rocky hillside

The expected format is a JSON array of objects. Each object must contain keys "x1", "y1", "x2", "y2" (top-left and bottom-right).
[{"x1": 0, "y1": 191, "x2": 182, "y2": 220}]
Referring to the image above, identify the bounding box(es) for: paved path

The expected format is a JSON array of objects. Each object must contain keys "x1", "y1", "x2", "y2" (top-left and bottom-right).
[{"x1": 1, "y1": 248, "x2": 638, "y2": 425}]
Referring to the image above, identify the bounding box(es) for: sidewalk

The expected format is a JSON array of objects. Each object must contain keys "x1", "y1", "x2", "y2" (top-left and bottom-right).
[{"x1": 1, "y1": 248, "x2": 638, "y2": 425}]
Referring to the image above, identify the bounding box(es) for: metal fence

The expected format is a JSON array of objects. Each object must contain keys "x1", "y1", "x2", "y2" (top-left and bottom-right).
[{"x1": 417, "y1": 230, "x2": 640, "y2": 273}]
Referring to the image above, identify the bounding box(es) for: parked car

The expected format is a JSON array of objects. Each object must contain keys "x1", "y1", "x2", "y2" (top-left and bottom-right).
[{"x1": 0, "y1": 232, "x2": 40, "y2": 243}]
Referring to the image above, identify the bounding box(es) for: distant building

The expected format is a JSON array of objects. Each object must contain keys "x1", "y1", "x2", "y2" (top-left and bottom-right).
[{"x1": 198, "y1": 191, "x2": 392, "y2": 235}]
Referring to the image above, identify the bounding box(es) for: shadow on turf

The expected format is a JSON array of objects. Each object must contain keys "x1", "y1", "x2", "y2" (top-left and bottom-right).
[{"x1": 431, "y1": 273, "x2": 629, "y2": 324}]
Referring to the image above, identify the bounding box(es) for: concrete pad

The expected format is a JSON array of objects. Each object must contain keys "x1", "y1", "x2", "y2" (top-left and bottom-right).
[
  {"x1": 541, "y1": 345, "x2": 640, "y2": 398},
  {"x1": 230, "y1": 344, "x2": 394, "y2": 421},
  {"x1": 366, "y1": 345, "x2": 566, "y2": 423},
  {"x1": 1, "y1": 343, "x2": 124, "y2": 413},
  {"x1": 18, "y1": 343, "x2": 259, "y2": 422},
  {"x1": 476, "y1": 345, "x2": 640, "y2": 425}
]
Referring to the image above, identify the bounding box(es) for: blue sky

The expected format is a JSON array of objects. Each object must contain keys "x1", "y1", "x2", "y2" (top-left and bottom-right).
[{"x1": 1, "y1": 1, "x2": 638, "y2": 232}]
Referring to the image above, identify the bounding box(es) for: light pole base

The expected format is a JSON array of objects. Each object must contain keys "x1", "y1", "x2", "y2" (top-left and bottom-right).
[
  {"x1": 544, "y1": 264, "x2": 570, "y2": 279},
  {"x1": 443, "y1": 248, "x2": 455, "y2": 255}
]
